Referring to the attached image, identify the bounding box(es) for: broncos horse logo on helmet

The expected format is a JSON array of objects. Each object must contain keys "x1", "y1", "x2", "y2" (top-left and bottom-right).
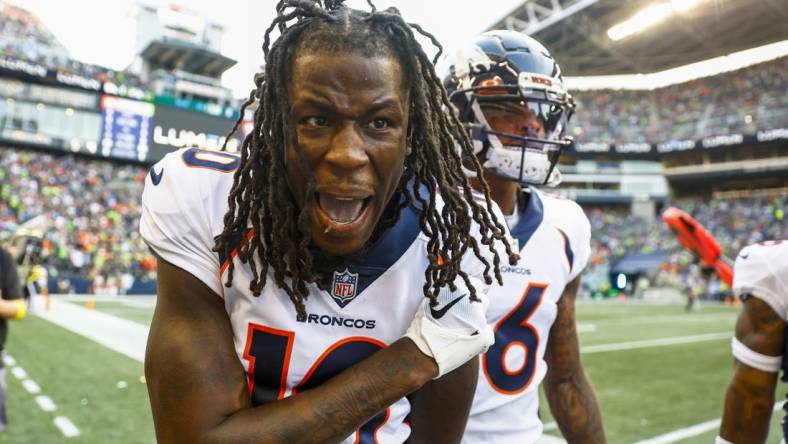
[{"x1": 444, "y1": 30, "x2": 575, "y2": 187}]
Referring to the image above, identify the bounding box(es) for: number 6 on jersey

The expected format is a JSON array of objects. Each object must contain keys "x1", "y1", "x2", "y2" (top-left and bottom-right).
[{"x1": 483, "y1": 283, "x2": 547, "y2": 394}]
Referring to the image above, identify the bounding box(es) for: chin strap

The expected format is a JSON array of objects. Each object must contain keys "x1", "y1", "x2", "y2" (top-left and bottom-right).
[
  {"x1": 543, "y1": 165, "x2": 562, "y2": 187},
  {"x1": 468, "y1": 98, "x2": 564, "y2": 187}
]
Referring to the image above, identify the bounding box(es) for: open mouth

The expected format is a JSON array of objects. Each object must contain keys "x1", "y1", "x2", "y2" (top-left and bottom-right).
[{"x1": 316, "y1": 193, "x2": 373, "y2": 225}]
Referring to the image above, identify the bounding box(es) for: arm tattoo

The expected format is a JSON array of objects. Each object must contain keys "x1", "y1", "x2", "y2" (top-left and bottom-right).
[
  {"x1": 722, "y1": 374, "x2": 775, "y2": 442},
  {"x1": 720, "y1": 297, "x2": 784, "y2": 442},
  {"x1": 736, "y1": 296, "x2": 785, "y2": 356},
  {"x1": 286, "y1": 344, "x2": 429, "y2": 444},
  {"x1": 544, "y1": 278, "x2": 607, "y2": 443}
]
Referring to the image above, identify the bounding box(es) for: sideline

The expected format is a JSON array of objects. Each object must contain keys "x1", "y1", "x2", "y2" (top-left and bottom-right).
[{"x1": 34, "y1": 297, "x2": 148, "y2": 362}]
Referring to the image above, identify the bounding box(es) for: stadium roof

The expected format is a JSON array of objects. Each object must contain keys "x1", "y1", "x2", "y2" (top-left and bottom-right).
[
  {"x1": 487, "y1": 0, "x2": 788, "y2": 75},
  {"x1": 140, "y1": 38, "x2": 236, "y2": 78}
]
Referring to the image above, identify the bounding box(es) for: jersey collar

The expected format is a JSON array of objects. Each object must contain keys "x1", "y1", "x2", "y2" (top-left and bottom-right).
[{"x1": 509, "y1": 189, "x2": 544, "y2": 249}]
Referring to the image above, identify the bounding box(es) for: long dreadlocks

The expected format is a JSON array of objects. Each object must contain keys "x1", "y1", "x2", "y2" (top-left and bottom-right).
[{"x1": 216, "y1": 0, "x2": 518, "y2": 320}]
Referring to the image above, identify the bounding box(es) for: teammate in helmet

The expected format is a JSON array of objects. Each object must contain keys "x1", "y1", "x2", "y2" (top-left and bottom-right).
[
  {"x1": 445, "y1": 30, "x2": 607, "y2": 443},
  {"x1": 719, "y1": 240, "x2": 788, "y2": 444},
  {"x1": 140, "y1": 2, "x2": 517, "y2": 443}
]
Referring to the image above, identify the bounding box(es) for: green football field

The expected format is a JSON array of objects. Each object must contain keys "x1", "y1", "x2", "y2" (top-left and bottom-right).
[{"x1": 2, "y1": 298, "x2": 785, "y2": 443}]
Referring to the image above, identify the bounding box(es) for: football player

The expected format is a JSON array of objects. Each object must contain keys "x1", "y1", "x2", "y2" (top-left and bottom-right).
[
  {"x1": 445, "y1": 31, "x2": 606, "y2": 443},
  {"x1": 719, "y1": 240, "x2": 788, "y2": 444},
  {"x1": 140, "y1": 1, "x2": 517, "y2": 443}
]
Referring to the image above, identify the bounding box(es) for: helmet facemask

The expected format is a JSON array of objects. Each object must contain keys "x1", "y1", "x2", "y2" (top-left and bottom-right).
[{"x1": 448, "y1": 51, "x2": 574, "y2": 187}]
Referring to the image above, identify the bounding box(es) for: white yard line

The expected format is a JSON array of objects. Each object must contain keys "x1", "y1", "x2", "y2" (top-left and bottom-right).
[
  {"x1": 58, "y1": 294, "x2": 155, "y2": 303},
  {"x1": 22, "y1": 379, "x2": 41, "y2": 394},
  {"x1": 53, "y1": 416, "x2": 81, "y2": 438},
  {"x1": 3, "y1": 354, "x2": 16, "y2": 366},
  {"x1": 588, "y1": 314, "x2": 737, "y2": 326},
  {"x1": 35, "y1": 395, "x2": 57, "y2": 412},
  {"x1": 633, "y1": 402, "x2": 782, "y2": 444},
  {"x1": 120, "y1": 300, "x2": 157, "y2": 309},
  {"x1": 34, "y1": 298, "x2": 730, "y2": 362},
  {"x1": 582, "y1": 332, "x2": 730, "y2": 354},
  {"x1": 5, "y1": 354, "x2": 78, "y2": 438},
  {"x1": 11, "y1": 366, "x2": 27, "y2": 379},
  {"x1": 35, "y1": 297, "x2": 148, "y2": 363}
]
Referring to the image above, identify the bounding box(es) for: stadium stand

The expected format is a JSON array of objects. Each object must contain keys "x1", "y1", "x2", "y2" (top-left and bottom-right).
[
  {"x1": 0, "y1": 0, "x2": 783, "y2": 302},
  {"x1": 570, "y1": 56, "x2": 788, "y2": 145},
  {"x1": 583, "y1": 195, "x2": 786, "y2": 298},
  {"x1": 0, "y1": 1, "x2": 68, "y2": 67},
  {"x1": 0, "y1": 147, "x2": 156, "y2": 295},
  {"x1": 2, "y1": 142, "x2": 781, "y2": 300},
  {"x1": 0, "y1": 1, "x2": 147, "y2": 95}
]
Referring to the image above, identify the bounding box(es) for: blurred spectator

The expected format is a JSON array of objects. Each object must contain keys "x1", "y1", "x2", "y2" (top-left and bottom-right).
[
  {"x1": 570, "y1": 57, "x2": 788, "y2": 144},
  {"x1": 0, "y1": 244, "x2": 25, "y2": 432}
]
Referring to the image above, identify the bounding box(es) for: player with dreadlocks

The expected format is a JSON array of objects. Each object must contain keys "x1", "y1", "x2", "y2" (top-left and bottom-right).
[{"x1": 140, "y1": 0, "x2": 517, "y2": 442}]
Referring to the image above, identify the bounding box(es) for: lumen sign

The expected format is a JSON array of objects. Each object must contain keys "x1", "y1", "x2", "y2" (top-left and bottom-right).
[
  {"x1": 152, "y1": 126, "x2": 240, "y2": 152},
  {"x1": 149, "y1": 104, "x2": 242, "y2": 161},
  {"x1": 151, "y1": 105, "x2": 242, "y2": 160}
]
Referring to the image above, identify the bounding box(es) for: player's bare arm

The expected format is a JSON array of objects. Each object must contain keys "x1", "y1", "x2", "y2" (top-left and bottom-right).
[
  {"x1": 719, "y1": 296, "x2": 785, "y2": 443},
  {"x1": 544, "y1": 276, "x2": 606, "y2": 443},
  {"x1": 148, "y1": 258, "x2": 441, "y2": 444},
  {"x1": 0, "y1": 299, "x2": 25, "y2": 320},
  {"x1": 407, "y1": 359, "x2": 479, "y2": 443}
]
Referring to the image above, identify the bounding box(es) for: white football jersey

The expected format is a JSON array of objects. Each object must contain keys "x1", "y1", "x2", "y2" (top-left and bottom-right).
[
  {"x1": 733, "y1": 241, "x2": 788, "y2": 320},
  {"x1": 140, "y1": 147, "x2": 493, "y2": 444},
  {"x1": 464, "y1": 188, "x2": 591, "y2": 444}
]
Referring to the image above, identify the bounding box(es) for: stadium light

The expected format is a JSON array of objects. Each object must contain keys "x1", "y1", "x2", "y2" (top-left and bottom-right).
[
  {"x1": 607, "y1": 3, "x2": 672, "y2": 41},
  {"x1": 566, "y1": 39, "x2": 788, "y2": 90},
  {"x1": 671, "y1": 0, "x2": 701, "y2": 12},
  {"x1": 607, "y1": 0, "x2": 707, "y2": 41},
  {"x1": 616, "y1": 273, "x2": 627, "y2": 289}
]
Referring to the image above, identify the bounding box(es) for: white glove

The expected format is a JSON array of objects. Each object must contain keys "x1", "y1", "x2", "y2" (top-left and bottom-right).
[{"x1": 405, "y1": 277, "x2": 494, "y2": 378}]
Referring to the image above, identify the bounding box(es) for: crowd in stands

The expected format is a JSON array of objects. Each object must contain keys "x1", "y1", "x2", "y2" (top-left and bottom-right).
[
  {"x1": 1, "y1": 146, "x2": 784, "y2": 298},
  {"x1": 582, "y1": 195, "x2": 787, "y2": 299},
  {"x1": 0, "y1": 147, "x2": 155, "y2": 294},
  {"x1": 570, "y1": 56, "x2": 788, "y2": 145},
  {"x1": 0, "y1": 1, "x2": 785, "y2": 296}
]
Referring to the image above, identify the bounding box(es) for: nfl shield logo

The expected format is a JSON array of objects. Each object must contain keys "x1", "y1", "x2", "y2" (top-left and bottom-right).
[{"x1": 331, "y1": 269, "x2": 359, "y2": 308}]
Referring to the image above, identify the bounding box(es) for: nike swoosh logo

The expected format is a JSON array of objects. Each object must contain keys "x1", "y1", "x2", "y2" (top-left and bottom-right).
[
  {"x1": 430, "y1": 294, "x2": 466, "y2": 319},
  {"x1": 739, "y1": 253, "x2": 749, "y2": 260},
  {"x1": 149, "y1": 167, "x2": 164, "y2": 185}
]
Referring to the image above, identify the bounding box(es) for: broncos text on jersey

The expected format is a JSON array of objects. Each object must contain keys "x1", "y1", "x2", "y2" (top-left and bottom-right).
[{"x1": 140, "y1": 147, "x2": 496, "y2": 444}]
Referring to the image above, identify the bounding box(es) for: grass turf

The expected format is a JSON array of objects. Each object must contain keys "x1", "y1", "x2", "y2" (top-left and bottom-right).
[
  {"x1": 3, "y1": 316, "x2": 154, "y2": 443},
  {"x1": 2, "y1": 299, "x2": 785, "y2": 443}
]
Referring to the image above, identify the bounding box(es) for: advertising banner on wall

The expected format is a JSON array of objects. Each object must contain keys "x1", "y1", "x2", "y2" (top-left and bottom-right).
[{"x1": 149, "y1": 104, "x2": 242, "y2": 161}]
